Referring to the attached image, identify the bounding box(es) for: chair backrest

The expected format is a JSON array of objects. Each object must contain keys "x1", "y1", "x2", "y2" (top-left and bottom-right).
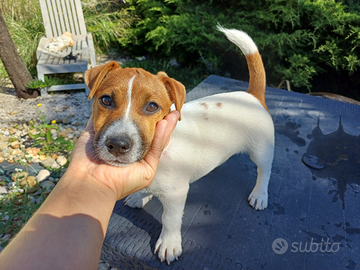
[{"x1": 39, "y1": 0, "x2": 87, "y2": 40}]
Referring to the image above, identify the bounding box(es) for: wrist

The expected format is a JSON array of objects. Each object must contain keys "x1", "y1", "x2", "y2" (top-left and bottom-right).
[{"x1": 38, "y1": 168, "x2": 117, "y2": 236}]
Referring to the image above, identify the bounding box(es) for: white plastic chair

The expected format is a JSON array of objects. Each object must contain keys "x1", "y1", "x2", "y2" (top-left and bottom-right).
[{"x1": 36, "y1": 0, "x2": 96, "y2": 95}]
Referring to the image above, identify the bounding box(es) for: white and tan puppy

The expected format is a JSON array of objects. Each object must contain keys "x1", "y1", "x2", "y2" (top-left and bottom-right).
[{"x1": 85, "y1": 26, "x2": 274, "y2": 264}]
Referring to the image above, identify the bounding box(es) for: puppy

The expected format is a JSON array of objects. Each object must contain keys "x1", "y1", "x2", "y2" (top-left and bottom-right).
[{"x1": 85, "y1": 26, "x2": 274, "y2": 264}]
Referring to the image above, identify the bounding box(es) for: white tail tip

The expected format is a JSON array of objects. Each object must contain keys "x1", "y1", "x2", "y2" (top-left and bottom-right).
[{"x1": 217, "y1": 24, "x2": 258, "y2": 56}]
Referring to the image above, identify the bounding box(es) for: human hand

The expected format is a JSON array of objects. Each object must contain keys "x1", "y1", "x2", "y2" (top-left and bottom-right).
[{"x1": 65, "y1": 111, "x2": 180, "y2": 201}]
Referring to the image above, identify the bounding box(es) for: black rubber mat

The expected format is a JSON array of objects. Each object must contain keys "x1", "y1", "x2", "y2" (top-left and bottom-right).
[{"x1": 101, "y1": 75, "x2": 360, "y2": 270}]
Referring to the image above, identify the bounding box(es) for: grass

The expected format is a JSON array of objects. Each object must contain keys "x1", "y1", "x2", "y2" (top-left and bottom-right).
[
  {"x1": 28, "y1": 105, "x2": 75, "y2": 156},
  {"x1": 0, "y1": 106, "x2": 74, "y2": 246}
]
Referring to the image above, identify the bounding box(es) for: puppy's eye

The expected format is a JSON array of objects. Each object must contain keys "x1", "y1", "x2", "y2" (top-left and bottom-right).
[
  {"x1": 100, "y1": 95, "x2": 112, "y2": 107},
  {"x1": 145, "y1": 102, "x2": 160, "y2": 113}
]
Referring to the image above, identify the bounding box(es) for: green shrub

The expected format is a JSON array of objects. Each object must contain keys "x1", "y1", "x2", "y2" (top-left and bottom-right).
[{"x1": 122, "y1": 0, "x2": 360, "y2": 98}]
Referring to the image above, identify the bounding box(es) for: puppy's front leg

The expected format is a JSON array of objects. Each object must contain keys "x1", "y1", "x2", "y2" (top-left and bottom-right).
[{"x1": 155, "y1": 184, "x2": 189, "y2": 264}]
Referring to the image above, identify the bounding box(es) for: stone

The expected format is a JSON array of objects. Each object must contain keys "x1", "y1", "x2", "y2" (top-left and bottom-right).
[
  {"x1": 28, "y1": 195, "x2": 36, "y2": 203},
  {"x1": 51, "y1": 162, "x2": 60, "y2": 169},
  {"x1": 56, "y1": 156, "x2": 67, "y2": 166},
  {"x1": 54, "y1": 106, "x2": 66, "y2": 113},
  {"x1": 20, "y1": 176, "x2": 37, "y2": 188},
  {"x1": 10, "y1": 141, "x2": 20, "y2": 149},
  {"x1": 29, "y1": 129, "x2": 38, "y2": 135},
  {"x1": 0, "y1": 234, "x2": 11, "y2": 244},
  {"x1": 11, "y1": 149, "x2": 23, "y2": 156},
  {"x1": 52, "y1": 133, "x2": 58, "y2": 140},
  {"x1": 0, "y1": 185, "x2": 8, "y2": 195},
  {"x1": 41, "y1": 180, "x2": 55, "y2": 194},
  {"x1": 62, "y1": 117, "x2": 71, "y2": 124},
  {"x1": 11, "y1": 171, "x2": 29, "y2": 182},
  {"x1": 0, "y1": 135, "x2": 9, "y2": 142},
  {"x1": 58, "y1": 132, "x2": 67, "y2": 138},
  {"x1": 52, "y1": 154, "x2": 58, "y2": 160},
  {"x1": 35, "y1": 197, "x2": 43, "y2": 204},
  {"x1": 25, "y1": 147, "x2": 40, "y2": 157},
  {"x1": 9, "y1": 188, "x2": 24, "y2": 194},
  {"x1": 39, "y1": 155, "x2": 47, "y2": 161},
  {"x1": 9, "y1": 111, "x2": 20, "y2": 116},
  {"x1": 36, "y1": 169, "x2": 50, "y2": 183},
  {"x1": 71, "y1": 120, "x2": 83, "y2": 126},
  {"x1": 0, "y1": 141, "x2": 8, "y2": 150},
  {"x1": 30, "y1": 157, "x2": 41, "y2": 164},
  {"x1": 0, "y1": 157, "x2": 4, "y2": 163},
  {"x1": 41, "y1": 157, "x2": 56, "y2": 168}
]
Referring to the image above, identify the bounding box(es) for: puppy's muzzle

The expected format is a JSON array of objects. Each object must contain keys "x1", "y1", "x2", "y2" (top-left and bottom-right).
[{"x1": 105, "y1": 136, "x2": 132, "y2": 157}]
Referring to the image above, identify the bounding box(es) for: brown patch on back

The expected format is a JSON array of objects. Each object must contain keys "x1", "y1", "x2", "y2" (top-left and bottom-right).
[
  {"x1": 200, "y1": 102, "x2": 208, "y2": 109},
  {"x1": 245, "y1": 52, "x2": 268, "y2": 112},
  {"x1": 216, "y1": 102, "x2": 222, "y2": 108}
]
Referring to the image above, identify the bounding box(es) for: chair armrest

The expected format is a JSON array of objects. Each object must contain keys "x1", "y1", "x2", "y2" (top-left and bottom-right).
[
  {"x1": 37, "y1": 36, "x2": 50, "y2": 59},
  {"x1": 86, "y1": 33, "x2": 97, "y2": 67}
]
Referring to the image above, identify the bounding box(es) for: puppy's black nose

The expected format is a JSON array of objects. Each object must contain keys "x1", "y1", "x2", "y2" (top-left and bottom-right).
[{"x1": 106, "y1": 136, "x2": 132, "y2": 157}]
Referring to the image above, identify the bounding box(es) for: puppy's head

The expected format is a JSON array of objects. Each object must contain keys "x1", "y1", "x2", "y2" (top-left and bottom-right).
[{"x1": 85, "y1": 61, "x2": 186, "y2": 166}]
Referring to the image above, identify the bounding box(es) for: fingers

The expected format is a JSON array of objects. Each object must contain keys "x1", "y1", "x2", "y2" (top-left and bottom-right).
[
  {"x1": 143, "y1": 111, "x2": 180, "y2": 177},
  {"x1": 163, "y1": 110, "x2": 180, "y2": 144},
  {"x1": 83, "y1": 118, "x2": 95, "y2": 134}
]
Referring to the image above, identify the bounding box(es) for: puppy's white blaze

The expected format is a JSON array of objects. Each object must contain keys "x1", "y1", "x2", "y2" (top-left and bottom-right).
[
  {"x1": 216, "y1": 25, "x2": 258, "y2": 55},
  {"x1": 125, "y1": 75, "x2": 136, "y2": 119}
]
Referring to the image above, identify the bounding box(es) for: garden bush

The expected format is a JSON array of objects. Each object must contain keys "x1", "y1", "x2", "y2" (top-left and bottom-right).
[{"x1": 121, "y1": 0, "x2": 360, "y2": 99}]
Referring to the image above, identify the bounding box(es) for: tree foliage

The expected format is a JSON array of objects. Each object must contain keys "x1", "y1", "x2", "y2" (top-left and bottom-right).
[{"x1": 121, "y1": 0, "x2": 360, "y2": 98}]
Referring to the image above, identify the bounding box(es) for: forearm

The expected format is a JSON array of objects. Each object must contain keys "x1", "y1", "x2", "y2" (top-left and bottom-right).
[{"x1": 0, "y1": 170, "x2": 117, "y2": 270}]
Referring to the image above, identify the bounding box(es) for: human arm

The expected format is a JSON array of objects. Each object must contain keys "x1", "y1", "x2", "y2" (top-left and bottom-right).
[{"x1": 0, "y1": 111, "x2": 179, "y2": 270}]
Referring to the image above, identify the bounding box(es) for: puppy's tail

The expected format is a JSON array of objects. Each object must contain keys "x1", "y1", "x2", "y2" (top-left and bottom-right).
[{"x1": 217, "y1": 25, "x2": 268, "y2": 111}]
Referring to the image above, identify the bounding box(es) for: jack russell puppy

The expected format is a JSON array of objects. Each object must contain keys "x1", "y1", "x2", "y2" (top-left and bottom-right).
[{"x1": 85, "y1": 26, "x2": 274, "y2": 264}]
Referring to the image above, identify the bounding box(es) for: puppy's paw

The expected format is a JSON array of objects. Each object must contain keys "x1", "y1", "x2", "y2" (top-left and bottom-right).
[
  {"x1": 155, "y1": 233, "x2": 182, "y2": 264},
  {"x1": 248, "y1": 188, "x2": 268, "y2": 210},
  {"x1": 124, "y1": 192, "x2": 153, "y2": 208}
]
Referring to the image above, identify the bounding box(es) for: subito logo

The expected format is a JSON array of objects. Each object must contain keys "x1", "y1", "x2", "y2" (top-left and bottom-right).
[{"x1": 272, "y1": 238, "x2": 288, "y2": 254}]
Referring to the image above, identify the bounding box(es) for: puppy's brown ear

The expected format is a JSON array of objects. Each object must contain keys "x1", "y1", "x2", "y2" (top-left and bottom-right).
[
  {"x1": 157, "y1": 72, "x2": 186, "y2": 120},
  {"x1": 85, "y1": 61, "x2": 121, "y2": 99}
]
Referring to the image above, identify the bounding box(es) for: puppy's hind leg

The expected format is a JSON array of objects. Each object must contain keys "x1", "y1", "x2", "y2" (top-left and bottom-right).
[
  {"x1": 124, "y1": 191, "x2": 153, "y2": 208},
  {"x1": 248, "y1": 146, "x2": 274, "y2": 210}
]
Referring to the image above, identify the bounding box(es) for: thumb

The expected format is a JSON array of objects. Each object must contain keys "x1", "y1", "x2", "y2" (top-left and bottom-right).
[{"x1": 143, "y1": 111, "x2": 180, "y2": 177}]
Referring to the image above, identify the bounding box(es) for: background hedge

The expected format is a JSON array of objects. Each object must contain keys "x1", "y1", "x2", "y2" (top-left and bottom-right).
[
  {"x1": 121, "y1": 0, "x2": 360, "y2": 99},
  {"x1": 1, "y1": 0, "x2": 360, "y2": 99}
]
